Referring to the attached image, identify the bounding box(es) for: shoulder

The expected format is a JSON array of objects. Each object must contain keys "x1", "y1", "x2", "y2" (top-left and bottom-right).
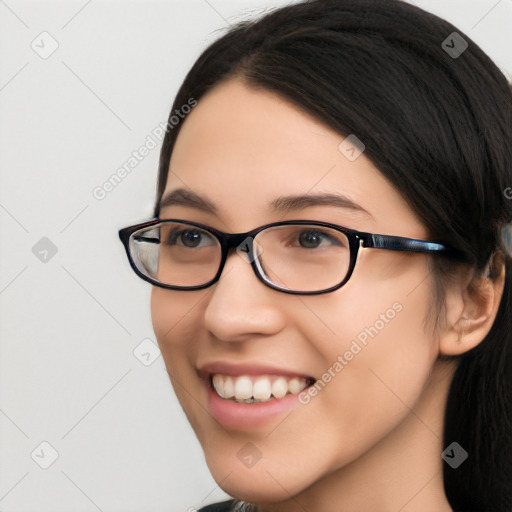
[{"x1": 197, "y1": 499, "x2": 237, "y2": 511}]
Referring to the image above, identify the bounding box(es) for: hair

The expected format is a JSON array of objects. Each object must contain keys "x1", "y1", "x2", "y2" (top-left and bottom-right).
[{"x1": 153, "y1": 0, "x2": 512, "y2": 509}]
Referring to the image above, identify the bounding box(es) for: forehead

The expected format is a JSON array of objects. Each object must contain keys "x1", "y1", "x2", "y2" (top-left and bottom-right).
[{"x1": 162, "y1": 78, "x2": 421, "y2": 234}]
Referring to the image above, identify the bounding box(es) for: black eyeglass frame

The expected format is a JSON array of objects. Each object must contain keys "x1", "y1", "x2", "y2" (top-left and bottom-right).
[{"x1": 119, "y1": 218, "x2": 468, "y2": 296}]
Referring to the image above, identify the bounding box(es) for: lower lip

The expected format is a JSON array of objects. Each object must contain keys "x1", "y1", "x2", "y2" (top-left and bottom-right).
[{"x1": 205, "y1": 377, "x2": 308, "y2": 430}]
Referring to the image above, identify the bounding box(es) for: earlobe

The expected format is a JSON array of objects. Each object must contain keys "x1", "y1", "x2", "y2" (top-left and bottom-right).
[{"x1": 439, "y1": 262, "x2": 506, "y2": 357}]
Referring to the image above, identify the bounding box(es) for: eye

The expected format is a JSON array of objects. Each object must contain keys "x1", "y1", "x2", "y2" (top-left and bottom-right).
[
  {"x1": 166, "y1": 228, "x2": 216, "y2": 248},
  {"x1": 296, "y1": 229, "x2": 344, "y2": 249}
]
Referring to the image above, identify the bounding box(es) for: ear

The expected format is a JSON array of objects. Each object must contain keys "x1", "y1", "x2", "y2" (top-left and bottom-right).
[{"x1": 439, "y1": 259, "x2": 506, "y2": 356}]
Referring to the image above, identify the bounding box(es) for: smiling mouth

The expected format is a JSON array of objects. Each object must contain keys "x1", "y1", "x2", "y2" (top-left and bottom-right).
[{"x1": 210, "y1": 373, "x2": 316, "y2": 404}]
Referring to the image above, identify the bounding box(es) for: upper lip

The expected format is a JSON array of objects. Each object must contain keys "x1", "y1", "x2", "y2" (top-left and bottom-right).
[{"x1": 198, "y1": 361, "x2": 316, "y2": 381}]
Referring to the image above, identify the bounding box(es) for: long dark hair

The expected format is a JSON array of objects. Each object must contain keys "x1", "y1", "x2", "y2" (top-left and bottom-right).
[{"x1": 153, "y1": 1, "x2": 512, "y2": 509}]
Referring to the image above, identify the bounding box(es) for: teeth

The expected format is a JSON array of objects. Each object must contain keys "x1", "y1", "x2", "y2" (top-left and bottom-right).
[
  {"x1": 288, "y1": 377, "x2": 303, "y2": 394},
  {"x1": 223, "y1": 376, "x2": 234, "y2": 399},
  {"x1": 211, "y1": 374, "x2": 310, "y2": 402},
  {"x1": 253, "y1": 377, "x2": 272, "y2": 400},
  {"x1": 234, "y1": 376, "x2": 253, "y2": 400},
  {"x1": 271, "y1": 377, "x2": 288, "y2": 399},
  {"x1": 212, "y1": 374, "x2": 225, "y2": 398}
]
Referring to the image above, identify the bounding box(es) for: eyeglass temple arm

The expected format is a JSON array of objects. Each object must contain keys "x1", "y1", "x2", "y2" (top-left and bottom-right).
[
  {"x1": 361, "y1": 233, "x2": 468, "y2": 260},
  {"x1": 132, "y1": 234, "x2": 159, "y2": 243}
]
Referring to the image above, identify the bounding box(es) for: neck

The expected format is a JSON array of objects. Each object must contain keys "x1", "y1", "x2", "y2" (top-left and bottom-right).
[{"x1": 256, "y1": 358, "x2": 456, "y2": 512}]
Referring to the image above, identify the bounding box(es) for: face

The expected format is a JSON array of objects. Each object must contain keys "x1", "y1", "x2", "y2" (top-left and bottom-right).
[{"x1": 151, "y1": 77, "x2": 442, "y2": 503}]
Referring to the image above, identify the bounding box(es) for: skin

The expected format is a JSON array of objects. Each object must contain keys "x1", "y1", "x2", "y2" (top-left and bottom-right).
[{"x1": 150, "y1": 77, "x2": 504, "y2": 511}]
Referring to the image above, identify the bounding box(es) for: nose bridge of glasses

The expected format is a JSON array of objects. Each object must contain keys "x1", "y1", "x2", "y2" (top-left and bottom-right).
[
  {"x1": 222, "y1": 232, "x2": 257, "y2": 254},
  {"x1": 216, "y1": 233, "x2": 263, "y2": 286}
]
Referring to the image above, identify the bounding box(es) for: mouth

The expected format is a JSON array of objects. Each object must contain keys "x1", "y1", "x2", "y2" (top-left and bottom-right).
[
  {"x1": 198, "y1": 362, "x2": 317, "y2": 429},
  {"x1": 209, "y1": 373, "x2": 316, "y2": 404}
]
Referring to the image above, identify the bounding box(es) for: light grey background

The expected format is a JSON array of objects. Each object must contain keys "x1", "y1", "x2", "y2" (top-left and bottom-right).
[{"x1": 0, "y1": 1, "x2": 510, "y2": 511}]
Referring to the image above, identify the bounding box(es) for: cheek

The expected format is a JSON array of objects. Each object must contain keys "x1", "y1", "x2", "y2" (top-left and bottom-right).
[
  {"x1": 150, "y1": 287, "x2": 205, "y2": 352},
  {"x1": 297, "y1": 271, "x2": 438, "y2": 463},
  {"x1": 150, "y1": 287, "x2": 205, "y2": 399},
  {"x1": 151, "y1": 288, "x2": 179, "y2": 356},
  {"x1": 150, "y1": 287, "x2": 224, "y2": 450}
]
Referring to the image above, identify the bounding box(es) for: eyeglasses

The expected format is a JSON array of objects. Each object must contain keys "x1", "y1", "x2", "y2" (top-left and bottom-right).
[{"x1": 118, "y1": 218, "x2": 467, "y2": 295}]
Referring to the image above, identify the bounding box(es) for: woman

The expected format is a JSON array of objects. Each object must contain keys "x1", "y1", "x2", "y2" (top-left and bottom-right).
[{"x1": 119, "y1": 0, "x2": 512, "y2": 510}]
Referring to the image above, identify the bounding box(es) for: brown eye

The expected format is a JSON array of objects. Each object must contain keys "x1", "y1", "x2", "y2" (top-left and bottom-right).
[
  {"x1": 296, "y1": 229, "x2": 344, "y2": 249},
  {"x1": 166, "y1": 228, "x2": 216, "y2": 248}
]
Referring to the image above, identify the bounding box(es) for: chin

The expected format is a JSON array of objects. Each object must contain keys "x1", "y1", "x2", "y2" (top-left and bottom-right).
[
  {"x1": 202, "y1": 448, "x2": 328, "y2": 505},
  {"x1": 211, "y1": 471, "x2": 301, "y2": 504}
]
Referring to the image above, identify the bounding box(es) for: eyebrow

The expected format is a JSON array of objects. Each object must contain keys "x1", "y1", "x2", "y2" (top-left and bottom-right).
[{"x1": 159, "y1": 188, "x2": 371, "y2": 217}]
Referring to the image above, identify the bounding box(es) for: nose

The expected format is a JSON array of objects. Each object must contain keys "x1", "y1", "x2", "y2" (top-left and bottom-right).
[{"x1": 203, "y1": 249, "x2": 287, "y2": 342}]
